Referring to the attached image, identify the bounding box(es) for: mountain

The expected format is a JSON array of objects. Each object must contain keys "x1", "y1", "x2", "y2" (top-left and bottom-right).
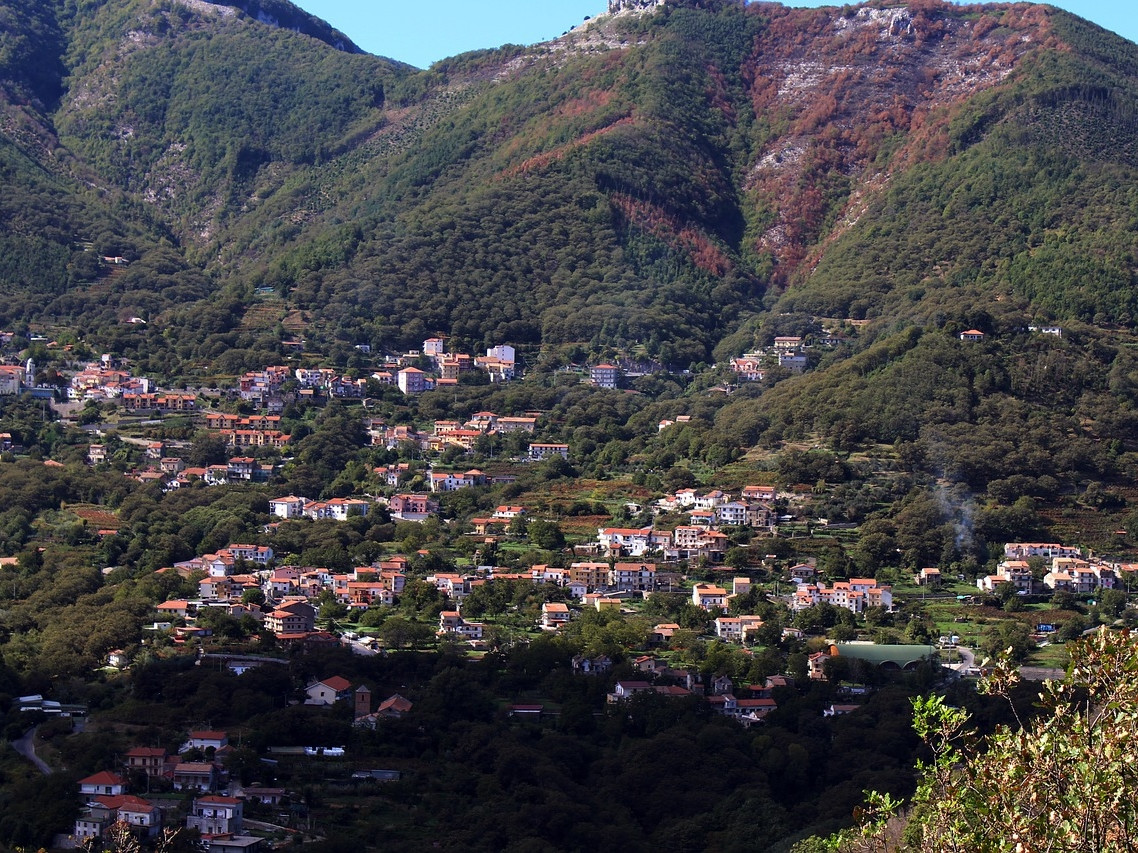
[
  {"x1": 1, "y1": 0, "x2": 1134, "y2": 350},
  {"x1": 2, "y1": 0, "x2": 1138, "y2": 470}
]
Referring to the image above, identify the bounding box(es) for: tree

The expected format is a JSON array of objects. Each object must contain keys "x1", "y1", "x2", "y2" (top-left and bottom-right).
[
  {"x1": 979, "y1": 619, "x2": 1033, "y2": 662},
  {"x1": 1051, "y1": 589, "x2": 1077, "y2": 611},
  {"x1": 507, "y1": 513, "x2": 528, "y2": 537},
  {"x1": 992, "y1": 581, "x2": 1017, "y2": 607},
  {"x1": 724, "y1": 546, "x2": 750, "y2": 570},
  {"x1": 864, "y1": 605, "x2": 892, "y2": 628},
  {"x1": 831, "y1": 624, "x2": 858, "y2": 642},
  {"x1": 241, "y1": 588, "x2": 265, "y2": 607},
  {"x1": 188, "y1": 431, "x2": 229, "y2": 467},
  {"x1": 819, "y1": 629, "x2": 1138, "y2": 852},
  {"x1": 1098, "y1": 587, "x2": 1126, "y2": 619},
  {"x1": 526, "y1": 518, "x2": 565, "y2": 551},
  {"x1": 319, "y1": 600, "x2": 348, "y2": 624},
  {"x1": 376, "y1": 616, "x2": 432, "y2": 649}
]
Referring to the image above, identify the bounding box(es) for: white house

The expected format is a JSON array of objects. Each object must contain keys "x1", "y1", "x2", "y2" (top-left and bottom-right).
[
  {"x1": 270, "y1": 496, "x2": 308, "y2": 518},
  {"x1": 692, "y1": 583, "x2": 729, "y2": 610},
  {"x1": 79, "y1": 772, "x2": 127, "y2": 797},
  {"x1": 187, "y1": 795, "x2": 244, "y2": 835},
  {"x1": 305, "y1": 676, "x2": 353, "y2": 706}
]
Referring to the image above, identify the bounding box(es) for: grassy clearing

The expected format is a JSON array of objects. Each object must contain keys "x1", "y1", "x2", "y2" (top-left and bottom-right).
[{"x1": 1027, "y1": 642, "x2": 1070, "y2": 669}]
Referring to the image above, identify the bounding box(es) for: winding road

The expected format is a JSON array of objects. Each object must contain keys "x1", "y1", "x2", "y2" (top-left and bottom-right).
[{"x1": 11, "y1": 726, "x2": 51, "y2": 774}]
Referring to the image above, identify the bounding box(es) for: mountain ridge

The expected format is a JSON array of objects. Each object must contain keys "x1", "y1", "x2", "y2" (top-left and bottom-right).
[{"x1": 0, "y1": 0, "x2": 1136, "y2": 371}]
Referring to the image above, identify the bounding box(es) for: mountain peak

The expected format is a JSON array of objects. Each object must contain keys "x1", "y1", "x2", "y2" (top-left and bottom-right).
[
  {"x1": 607, "y1": 0, "x2": 667, "y2": 12},
  {"x1": 182, "y1": 0, "x2": 364, "y2": 53},
  {"x1": 607, "y1": 0, "x2": 744, "y2": 13}
]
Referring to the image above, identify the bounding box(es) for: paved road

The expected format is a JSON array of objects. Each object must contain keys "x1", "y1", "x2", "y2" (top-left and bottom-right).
[
  {"x1": 1019, "y1": 665, "x2": 1065, "y2": 682},
  {"x1": 11, "y1": 727, "x2": 51, "y2": 774},
  {"x1": 957, "y1": 646, "x2": 975, "y2": 671},
  {"x1": 942, "y1": 645, "x2": 975, "y2": 673},
  {"x1": 347, "y1": 638, "x2": 377, "y2": 656}
]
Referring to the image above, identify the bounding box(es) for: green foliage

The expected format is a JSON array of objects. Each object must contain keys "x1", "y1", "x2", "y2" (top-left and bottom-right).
[
  {"x1": 374, "y1": 616, "x2": 432, "y2": 649},
  {"x1": 0, "y1": 0, "x2": 1135, "y2": 408},
  {"x1": 742, "y1": 326, "x2": 1129, "y2": 509},
  {"x1": 830, "y1": 630, "x2": 1138, "y2": 851},
  {"x1": 0, "y1": 1, "x2": 65, "y2": 105},
  {"x1": 781, "y1": 24, "x2": 1138, "y2": 328},
  {"x1": 0, "y1": 768, "x2": 78, "y2": 848},
  {"x1": 978, "y1": 620, "x2": 1033, "y2": 663}
]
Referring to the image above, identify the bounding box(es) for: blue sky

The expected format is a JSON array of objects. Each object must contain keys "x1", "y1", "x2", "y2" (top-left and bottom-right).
[{"x1": 294, "y1": 1, "x2": 1137, "y2": 69}]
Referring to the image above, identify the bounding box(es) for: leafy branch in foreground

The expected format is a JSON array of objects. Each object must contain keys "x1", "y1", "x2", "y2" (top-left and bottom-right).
[{"x1": 800, "y1": 628, "x2": 1138, "y2": 852}]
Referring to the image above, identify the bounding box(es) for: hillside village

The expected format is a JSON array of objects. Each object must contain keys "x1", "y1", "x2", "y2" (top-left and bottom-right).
[
  {"x1": 5, "y1": 0, "x2": 1138, "y2": 846},
  {"x1": 0, "y1": 323, "x2": 1135, "y2": 849},
  {"x1": 42, "y1": 506, "x2": 1125, "y2": 850}
]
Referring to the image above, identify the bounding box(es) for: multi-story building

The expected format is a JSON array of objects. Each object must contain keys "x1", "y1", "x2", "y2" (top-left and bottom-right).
[
  {"x1": 792, "y1": 578, "x2": 892, "y2": 613},
  {"x1": 590, "y1": 363, "x2": 620, "y2": 389},
  {"x1": 397, "y1": 367, "x2": 428, "y2": 395},
  {"x1": 610, "y1": 562, "x2": 656, "y2": 591},
  {"x1": 692, "y1": 583, "x2": 729, "y2": 610},
  {"x1": 124, "y1": 747, "x2": 167, "y2": 779},
  {"x1": 388, "y1": 494, "x2": 437, "y2": 521},
  {"x1": 598, "y1": 527, "x2": 668, "y2": 557},
  {"x1": 569, "y1": 562, "x2": 611, "y2": 590},
  {"x1": 529, "y1": 442, "x2": 569, "y2": 460},
  {"x1": 187, "y1": 795, "x2": 243, "y2": 835}
]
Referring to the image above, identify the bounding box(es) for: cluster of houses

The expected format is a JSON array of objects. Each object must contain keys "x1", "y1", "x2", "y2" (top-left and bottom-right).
[
  {"x1": 153, "y1": 551, "x2": 419, "y2": 648},
  {"x1": 423, "y1": 561, "x2": 685, "y2": 609},
  {"x1": 88, "y1": 437, "x2": 277, "y2": 489},
  {"x1": 72, "y1": 674, "x2": 411, "y2": 851},
  {"x1": 304, "y1": 675, "x2": 413, "y2": 728},
  {"x1": 976, "y1": 542, "x2": 1137, "y2": 594},
  {"x1": 729, "y1": 335, "x2": 827, "y2": 382},
  {"x1": 606, "y1": 668, "x2": 787, "y2": 727},
  {"x1": 69, "y1": 355, "x2": 154, "y2": 402},
  {"x1": 661, "y1": 483, "x2": 779, "y2": 527},
  {"x1": 107, "y1": 451, "x2": 276, "y2": 489},
  {"x1": 593, "y1": 485, "x2": 780, "y2": 563},
  {"x1": 430, "y1": 570, "x2": 769, "y2": 642},
  {"x1": 64, "y1": 355, "x2": 191, "y2": 410},
  {"x1": 142, "y1": 557, "x2": 752, "y2": 646},
  {"x1": 74, "y1": 731, "x2": 276, "y2": 852},
  {"x1": 363, "y1": 410, "x2": 569, "y2": 464},
  {"x1": 147, "y1": 504, "x2": 821, "y2": 652},
  {"x1": 237, "y1": 365, "x2": 292, "y2": 409},
  {"x1": 153, "y1": 337, "x2": 521, "y2": 415},
  {"x1": 65, "y1": 351, "x2": 583, "y2": 492},
  {"x1": 268, "y1": 495, "x2": 372, "y2": 521},
  {"x1": 370, "y1": 339, "x2": 517, "y2": 396},
  {"x1": 236, "y1": 363, "x2": 389, "y2": 407},
  {"x1": 790, "y1": 577, "x2": 894, "y2": 614}
]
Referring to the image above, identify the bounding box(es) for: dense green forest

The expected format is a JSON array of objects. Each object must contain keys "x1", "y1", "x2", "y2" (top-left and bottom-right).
[{"x1": 2, "y1": 0, "x2": 1135, "y2": 370}]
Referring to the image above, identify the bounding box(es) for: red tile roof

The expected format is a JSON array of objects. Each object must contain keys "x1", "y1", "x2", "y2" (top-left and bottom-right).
[{"x1": 81, "y1": 770, "x2": 126, "y2": 786}]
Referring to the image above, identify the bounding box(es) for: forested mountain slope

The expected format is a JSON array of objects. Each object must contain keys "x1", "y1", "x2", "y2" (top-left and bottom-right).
[{"x1": 0, "y1": 0, "x2": 1137, "y2": 385}]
